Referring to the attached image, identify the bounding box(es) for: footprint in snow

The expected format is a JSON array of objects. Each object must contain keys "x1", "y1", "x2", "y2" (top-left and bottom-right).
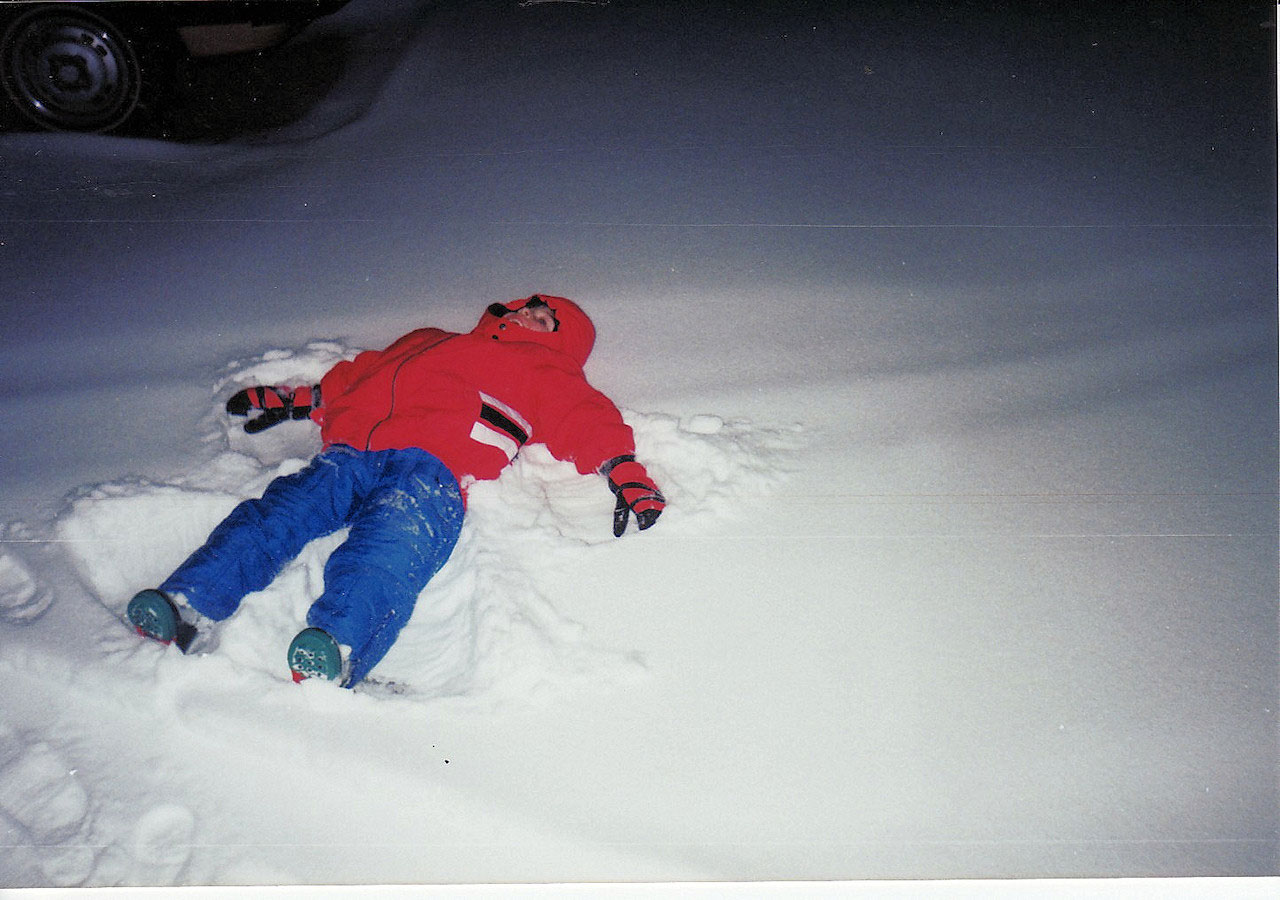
[
  {"x1": 128, "y1": 803, "x2": 197, "y2": 883},
  {"x1": 0, "y1": 724, "x2": 199, "y2": 887},
  {"x1": 0, "y1": 548, "x2": 52, "y2": 623},
  {"x1": 0, "y1": 724, "x2": 96, "y2": 886}
]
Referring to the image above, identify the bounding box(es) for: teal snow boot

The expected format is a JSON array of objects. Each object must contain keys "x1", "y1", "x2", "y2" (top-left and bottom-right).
[
  {"x1": 127, "y1": 589, "x2": 201, "y2": 653},
  {"x1": 287, "y1": 627, "x2": 349, "y2": 685}
]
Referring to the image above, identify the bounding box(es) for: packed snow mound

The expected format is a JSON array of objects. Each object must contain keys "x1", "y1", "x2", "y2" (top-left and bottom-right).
[{"x1": 51, "y1": 343, "x2": 803, "y2": 704}]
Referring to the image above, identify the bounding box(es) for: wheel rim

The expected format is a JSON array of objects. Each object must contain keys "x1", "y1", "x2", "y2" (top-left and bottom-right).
[{"x1": 2, "y1": 8, "x2": 142, "y2": 132}]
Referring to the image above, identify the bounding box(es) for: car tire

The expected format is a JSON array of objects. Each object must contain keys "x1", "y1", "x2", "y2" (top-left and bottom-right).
[{"x1": 1, "y1": 4, "x2": 179, "y2": 133}]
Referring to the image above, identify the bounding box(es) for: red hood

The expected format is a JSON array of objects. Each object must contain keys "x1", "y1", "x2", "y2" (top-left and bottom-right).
[{"x1": 475, "y1": 294, "x2": 596, "y2": 367}]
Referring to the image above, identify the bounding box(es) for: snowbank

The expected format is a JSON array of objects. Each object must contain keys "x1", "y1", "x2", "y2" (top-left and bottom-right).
[
  {"x1": 0, "y1": 340, "x2": 799, "y2": 885},
  {"x1": 46, "y1": 342, "x2": 801, "y2": 701},
  {"x1": 0, "y1": 0, "x2": 1273, "y2": 889}
]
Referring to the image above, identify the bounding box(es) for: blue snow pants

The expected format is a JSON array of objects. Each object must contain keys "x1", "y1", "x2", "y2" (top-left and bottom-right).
[{"x1": 160, "y1": 444, "x2": 465, "y2": 686}]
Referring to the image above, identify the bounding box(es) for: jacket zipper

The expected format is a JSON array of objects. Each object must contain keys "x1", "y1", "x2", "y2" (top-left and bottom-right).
[{"x1": 363, "y1": 334, "x2": 455, "y2": 451}]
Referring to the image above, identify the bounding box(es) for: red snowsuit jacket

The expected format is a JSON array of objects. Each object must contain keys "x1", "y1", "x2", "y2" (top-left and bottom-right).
[{"x1": 311, "y1": 296, "x2": 637, "y2": 488}]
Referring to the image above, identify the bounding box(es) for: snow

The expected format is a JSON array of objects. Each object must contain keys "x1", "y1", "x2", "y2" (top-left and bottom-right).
[{"x1": 0, "y1": 0, "x2": 1276, "y2": 890}]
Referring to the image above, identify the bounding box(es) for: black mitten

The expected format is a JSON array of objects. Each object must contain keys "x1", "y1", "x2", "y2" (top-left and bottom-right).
[
  {"x1": 601, "y1": 455, "x2": 666, "y2": 537},
  {"x1": 226, "y1": 385, "x2": 319, "y2": 434}
]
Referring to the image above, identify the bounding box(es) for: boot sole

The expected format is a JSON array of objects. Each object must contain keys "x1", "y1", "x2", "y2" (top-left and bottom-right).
[
  {"x1": 127, "y1": 589, "x2": 198, "y2": 653},
  {"x1": 287, "y1": 627, "x2": 345, "y2": 684}
]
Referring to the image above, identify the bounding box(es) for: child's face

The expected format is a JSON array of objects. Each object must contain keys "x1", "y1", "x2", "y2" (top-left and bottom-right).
[{"x1": 507, "y1": 303, "x2": 558, "y2": 333}]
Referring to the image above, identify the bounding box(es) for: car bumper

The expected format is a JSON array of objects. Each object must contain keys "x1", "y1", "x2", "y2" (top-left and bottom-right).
[
  {"x1": 162, "y1": 0, "x2": 353, "y2": 57},
  {"x1": 177, "y1": 21, "x2": 294, "y2": 56}
]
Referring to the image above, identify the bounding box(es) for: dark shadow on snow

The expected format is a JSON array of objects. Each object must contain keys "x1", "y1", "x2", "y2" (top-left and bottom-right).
[{"x1": 150, "y1": 33, "x2": 353, "y2": 144}]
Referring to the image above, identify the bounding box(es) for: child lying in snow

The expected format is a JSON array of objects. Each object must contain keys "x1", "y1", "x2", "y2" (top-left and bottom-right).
[{"x1": 126, "y1": 295, "x2": 665, "y2": 687}]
